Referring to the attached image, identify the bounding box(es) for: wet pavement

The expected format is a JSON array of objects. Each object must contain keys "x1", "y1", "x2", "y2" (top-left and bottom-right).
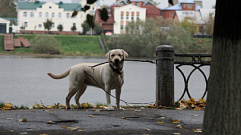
[{"x1": 0, "y1": 108, "x2": 204, "y2": 135}]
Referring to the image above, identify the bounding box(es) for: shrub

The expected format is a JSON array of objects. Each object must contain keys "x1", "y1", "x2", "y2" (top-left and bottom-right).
[
  {"x1": 57, "y1": 24, "x2": 63, "y2": 31},
  {"x1": 31, "y1": 35, "x2": 62, "y2": 54},
  {"x1": 71, "y1": 25, "x2": 77, "y2": 31}
]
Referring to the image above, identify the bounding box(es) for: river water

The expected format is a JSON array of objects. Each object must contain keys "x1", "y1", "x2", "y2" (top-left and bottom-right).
[{"x1": 0, "y1": 55, "x2": 210, "y2": 107}]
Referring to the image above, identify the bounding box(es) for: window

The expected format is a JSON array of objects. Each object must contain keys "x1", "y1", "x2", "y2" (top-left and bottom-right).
[
  {"x1": 49, "y1": 6, "x2": 51, "y2": 9},
  {"x1": 52, "y1": 23, "x2": 54, "y2": 28},
  {"x1": 171, "y1": 12, "x2": 175, "y2": 16},
  {"x1": 38, "y1": 24, "x2": 42, "y2": 28},
  {"x1": 23, "y1": 12, "x2": 27, "y2": 17},
  {"x1": 121, "y1": 12, "x2": 124, "y2": 20},
  {"x1": 30, "y1": 12, "x2": 34, "y2": 17},
  {"x1": 58, "y1": 13, "x2": 61, "y2": 18},
  {"x1": 126, "y1": 12, "x2": 129, "y2": 20},
  {"x1": 120, "y1": 25, "x2": 123, "y2": 30},
  {"x1": 52, "y1": 12, "x2": 55, "y2": 18},
  {"x1": 24, "y1": 22, "x2": 28, "y2": 27},
  {"x1": 131, "y1": 12, "x2": 134, "y2": 20},
  {"x1": 39, "y1": 12, "x2": 42, "y2": 17},
  {"x1": 136, "y1": 12, "x2": 140, "y2": 20},
  {"x1": 45, "y1": 12, "x2": 49, "y2": 18},
  {"x1": 73, "y1": 23, "x2": 76, "y2": 26},
  {"x1": 187, "y1": 4, "x2": 192, "y2": 9},
  {"x1": 121, "y1": 15, "x2": 124, "y2": 20},
  {"x1": 66, "y1": 13, "x2": 70, "y2": 18}
]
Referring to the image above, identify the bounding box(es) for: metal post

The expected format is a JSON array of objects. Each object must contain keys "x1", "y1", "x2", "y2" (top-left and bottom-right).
[{"x1": 156, "y1": 45, "x2": 174, "y2": 107}]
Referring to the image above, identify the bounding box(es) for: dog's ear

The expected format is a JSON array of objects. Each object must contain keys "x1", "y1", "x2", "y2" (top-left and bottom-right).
[
  {"x1": 105, "y1": 50, "x2": 111, "y2": 61},
  {"x1": 122, "y1": 50, "x2": 128, "y2": 60}
]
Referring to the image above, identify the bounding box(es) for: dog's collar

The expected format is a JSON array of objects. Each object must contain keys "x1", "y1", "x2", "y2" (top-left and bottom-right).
[{"x1": 109, "y1": 59, "x2": 124, "y2": 74}]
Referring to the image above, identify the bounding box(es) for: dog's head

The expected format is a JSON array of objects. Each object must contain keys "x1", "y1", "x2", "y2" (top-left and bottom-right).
[{"x1": 106, "y1": 49, "x2": 128, "y2": 70}]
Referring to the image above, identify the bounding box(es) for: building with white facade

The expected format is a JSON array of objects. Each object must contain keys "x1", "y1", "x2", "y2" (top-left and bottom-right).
[
  {"x1": 113, "y1": 4, "x2": 146, "y2": 34},
  {"x1": 17, "y1": 1, "x2": 83, "y2": 33},
  {"x1": 0, "y1": 18, "x2": 17, "y2": 34},
  {"x1": 95, "y1": 0, "x2": 161, "y2": 34}
]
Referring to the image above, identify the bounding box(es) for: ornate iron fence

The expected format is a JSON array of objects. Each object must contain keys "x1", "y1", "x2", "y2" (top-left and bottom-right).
[
  {"x1": 156, "y1": 45, "x2": 211, "y2": 106},
  {"x1": 174, "y1": 54, "x2": 211, "y2": 101}
]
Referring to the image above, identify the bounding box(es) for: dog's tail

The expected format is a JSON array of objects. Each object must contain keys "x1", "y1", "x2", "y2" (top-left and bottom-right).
[{"x1": 47, "y1": 68, "x2": 71, "y2": 79}]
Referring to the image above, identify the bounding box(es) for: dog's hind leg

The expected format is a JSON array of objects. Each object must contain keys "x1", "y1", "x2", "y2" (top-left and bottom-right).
[
  {"x1": 75, "y1": 85, "x2": 87, "y2": 108},
  {"x1": 66, "y1": 86, "x2": 78, "y2": 109}
]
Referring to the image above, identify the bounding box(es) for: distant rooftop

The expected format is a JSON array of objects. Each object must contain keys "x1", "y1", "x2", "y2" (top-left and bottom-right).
[
  {"x1": 162, "y1": 0, "x2": 201, "y2": 11},
  {"x1": 17, "y1": 1, "x2": 81, "y2": 11}
]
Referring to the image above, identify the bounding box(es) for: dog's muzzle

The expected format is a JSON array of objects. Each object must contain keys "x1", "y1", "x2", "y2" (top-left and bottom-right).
[
  {"x1": 109, "y1": 59, "x2": 124, "y2": 74},
  {"x1": 114, "y1": 59, "x2": 120, "y2": 66}
]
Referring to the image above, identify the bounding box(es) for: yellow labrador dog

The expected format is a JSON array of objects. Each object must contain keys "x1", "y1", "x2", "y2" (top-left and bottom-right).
[{"x1": 48, "y1": 49, "x2": 128, "y2": 110}]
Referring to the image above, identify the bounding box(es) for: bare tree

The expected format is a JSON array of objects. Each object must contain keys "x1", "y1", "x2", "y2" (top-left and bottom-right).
[
  {"x1": 203, "y1": 0, "x2": 241, "y2": 134},
  {"x1": 0, "y1": 0, "x2": 17, "y2": 17}
]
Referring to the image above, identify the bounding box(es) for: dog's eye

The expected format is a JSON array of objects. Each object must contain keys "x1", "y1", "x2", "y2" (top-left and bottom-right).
[
  {"x1": 118, "y1": 54, "x2": 122, "y2": 57},
  {"x1": 111, "y1": 54, "x2": 115, "y2": 57}
]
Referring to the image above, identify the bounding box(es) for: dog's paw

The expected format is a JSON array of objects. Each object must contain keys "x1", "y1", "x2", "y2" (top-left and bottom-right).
[
  {"x1": 118, "y1": 107, "x2": 125, "y2": 110},
  {"x1": 104, "y1": 106, "x2": 114, "y2": 110}
]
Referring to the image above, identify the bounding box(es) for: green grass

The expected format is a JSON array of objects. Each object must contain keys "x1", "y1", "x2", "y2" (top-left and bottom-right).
[
  {"x1": 54, "y1": 35, "x2": 104, "y2": 55},
  {"x1": 0, "y1": 34, "x2": 104, "y2": 56},
  {"x1": 0, "y1": 34, "x2": 212, "y2": 56}
]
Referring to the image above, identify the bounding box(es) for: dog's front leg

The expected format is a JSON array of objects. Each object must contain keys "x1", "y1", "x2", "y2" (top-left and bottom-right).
[
  {"x1": 105, "y1": 88, "x2": 114, "y2": 110},
  {"x1": 115, "y1": 88, "x2": 121, "y2": 109}
]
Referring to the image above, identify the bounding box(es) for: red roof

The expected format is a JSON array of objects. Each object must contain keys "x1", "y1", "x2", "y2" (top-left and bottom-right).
[{"x1": 143, "y1": 5, "x2": 161, "y2": 20}]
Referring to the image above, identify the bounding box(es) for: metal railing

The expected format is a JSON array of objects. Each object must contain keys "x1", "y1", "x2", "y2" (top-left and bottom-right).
[
  {"x1": 174, "y1": 54, "x2": 211, "y2": 101},
  {"x1": 156, "y1": 45, "x2": 211, "y2": 107}
]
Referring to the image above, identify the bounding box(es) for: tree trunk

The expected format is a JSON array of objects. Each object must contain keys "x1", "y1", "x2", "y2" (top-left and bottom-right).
[{"x1": 203, "y1": 1, "x2": 241, "y2": 135}]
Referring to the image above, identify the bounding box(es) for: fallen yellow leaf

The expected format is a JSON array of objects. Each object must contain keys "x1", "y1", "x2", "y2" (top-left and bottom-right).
[
  {"x1": 46, "y1": 121, "x2": 55, "y2": 124},
  {"x1": 19, "y1": 118, "x2": 27, "y2": 122},
  {"x1": 190, "y1": 98, "x2": 195, "y2": 102},
  {"x1": 81, "y1": 103, "x2": 92, "y2": 108},
  {"x1": 175, "y1": 124, "x2": 182, "y2": 129},
  {"x1": 5, "y1": 103, "x2": 13, "y2": 110},
  {"x1": 157, "y1": 121, "x2": 165, "y2": 124},
  {"x1": 47, "y1": 105, "x2": 52, "y2": 109},
  {"x1": 81, "y1": 103, "x2": 88, "y2": 108},
  {"x1": 148, "y1": 104, "x2": 155, "y2": 108},
  {"x1": 198, "y1": 98, "x2": 206, "y2": 103},
  {"x1": 193, "y1": 129, "x2": 202, "y2": 133},
  {"x1": 67, "y1": 127, "x2": 77, "y2": 131},
  {"x1": 98, "y1": 106, "x2": 106, "y2": 109},
  {"x1": 73, "y1": 105, "x2": 78, "y2": 109},
  {"x1": 78, "y1": 129, "x2": 86, "y2": 132},
  {"x1": 194, "y1": 106, "x2": 201, "y2": 110},
  {"x1": 172, "y1": 119, "x2": 180, "y2": 124},
  {"x1": 88, "y1": 115, "x2": 95, "y2": 118}
]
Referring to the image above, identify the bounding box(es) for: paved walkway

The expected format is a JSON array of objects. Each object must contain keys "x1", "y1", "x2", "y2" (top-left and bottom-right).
[{"x1": 0, "y1": 108, "x2": 204, "y2": 135}]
